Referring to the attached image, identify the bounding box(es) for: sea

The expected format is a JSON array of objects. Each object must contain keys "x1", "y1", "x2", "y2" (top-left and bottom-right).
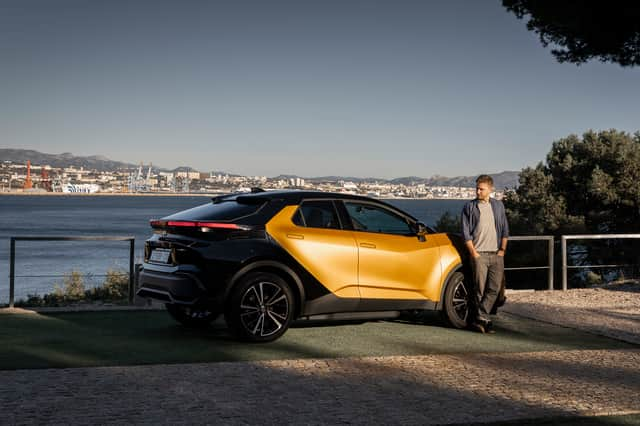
[{"x1": 0, "y1": 195, "x2": 466, "y2": 304}]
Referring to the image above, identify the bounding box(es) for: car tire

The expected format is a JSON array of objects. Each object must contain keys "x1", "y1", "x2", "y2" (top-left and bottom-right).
[
  {"x1": 165, "y1": 303, "x2": 219, "y2": 328},
  {"x1": 225, "y1": 272, "x2": 295, "y2": 343},
  {"x1": 441, "y1": 271, "x2": 470, "y2": 329}
]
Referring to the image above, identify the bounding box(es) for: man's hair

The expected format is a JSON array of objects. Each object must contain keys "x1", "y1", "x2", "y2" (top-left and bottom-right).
[{"x1": 476, "y1": 174, "x2": 494, "y2": 186}]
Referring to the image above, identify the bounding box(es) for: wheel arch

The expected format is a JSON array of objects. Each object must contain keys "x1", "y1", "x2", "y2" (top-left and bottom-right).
[
  {"x1": 226, "y1": 260, "x2": 306, "y2": 317},
  {"x1": 438, "y1": 262, "x2": 468, "y2": 309}
]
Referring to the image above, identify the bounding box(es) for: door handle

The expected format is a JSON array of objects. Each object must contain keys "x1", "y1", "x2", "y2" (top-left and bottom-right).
[
  {"x1": 287, "y1": 233, "x2": 304, "y2": 240},
  {"x1": 359, "y1": 242, "x2": 376, "y2": 248}
]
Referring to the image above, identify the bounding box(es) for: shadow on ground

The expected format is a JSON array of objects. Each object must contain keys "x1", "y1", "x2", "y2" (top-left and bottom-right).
[{"x1": 0, "y1": 309, "x2": 636, "y2": 370}]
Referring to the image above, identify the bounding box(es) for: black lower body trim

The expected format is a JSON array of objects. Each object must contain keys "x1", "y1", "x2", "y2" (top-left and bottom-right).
[
  {"x1": 137, "y1": 269, "x2": 205, "y2": 304},
  {"x1": 302, "y1": 293, "x2": 438, "y2": 316}
]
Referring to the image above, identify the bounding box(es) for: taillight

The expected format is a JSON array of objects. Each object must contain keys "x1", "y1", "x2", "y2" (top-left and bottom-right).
[{"x1": 150, "y1": 219, "x2": 250, "y2": 231}]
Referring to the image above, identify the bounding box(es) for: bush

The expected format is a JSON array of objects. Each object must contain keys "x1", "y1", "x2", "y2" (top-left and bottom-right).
[
  {"x1": 53, "y1": 271, "x2": 86, "y2": 302},
  {"x1": 15, "y1": 269, "x2": 130, "y2": 307}
]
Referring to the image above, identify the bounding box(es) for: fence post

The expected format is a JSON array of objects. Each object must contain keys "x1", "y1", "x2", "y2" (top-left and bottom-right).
[
  {"x1": 128, "y1": 238, "x2": 135, "y2": 304},
  {"x1": 561, "y1": 236, "x2": 568, "y2": 291},
  {"x1": 9, "y1": 238, "x2": 15, "y2": 308},
  {"x1": 547, "y1": 237, "x2": 554, "y2": 290}
]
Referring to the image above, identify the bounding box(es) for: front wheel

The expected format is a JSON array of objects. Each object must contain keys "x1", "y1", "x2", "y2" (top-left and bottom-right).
[
  {"x1": 441, "y1": 271, "x2": 470, "y2": 329},
  {"x1": 165, "y1": 303, "x2": 219, "y2": 328},
  {"x1": 224, "y1": 272, "x2": 295, "y2": 343}
]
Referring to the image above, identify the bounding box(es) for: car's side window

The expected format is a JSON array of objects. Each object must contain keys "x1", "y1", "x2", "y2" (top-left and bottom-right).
[
  {"x1": 344, "y1": 202, "x2": 413, "y2": 235},
  {"x1": 293, "y1": 200, "x2": 341, "y2": 230}
]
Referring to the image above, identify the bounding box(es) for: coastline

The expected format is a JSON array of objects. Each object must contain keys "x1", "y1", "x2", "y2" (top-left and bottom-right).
[{"x1": 0, "y1": 191, "x2": 469, "y2": 201}]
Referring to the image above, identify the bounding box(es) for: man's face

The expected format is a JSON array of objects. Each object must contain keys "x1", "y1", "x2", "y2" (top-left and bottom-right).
[{"x1": 476, "y1": 182, "x2": 492, "y2": 202}]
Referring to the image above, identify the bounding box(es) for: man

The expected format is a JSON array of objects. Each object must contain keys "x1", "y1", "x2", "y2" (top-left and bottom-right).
[{"x1": 461, "y1": 175, "x2": 509, "y2": 334}]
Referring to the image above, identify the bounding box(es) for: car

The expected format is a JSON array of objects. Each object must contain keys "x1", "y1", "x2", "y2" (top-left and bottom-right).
[{"x1": 137, "y1": 189, "x2": 474, "y2": 342}]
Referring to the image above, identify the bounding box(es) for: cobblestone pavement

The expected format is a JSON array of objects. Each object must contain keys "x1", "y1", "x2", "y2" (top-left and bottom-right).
[
  {"x1": 1, "y1": 349, "x2": 639, "y2": 425},
  {"x1": 504, "y1": 281, "x2": 640, "y2": 344}
]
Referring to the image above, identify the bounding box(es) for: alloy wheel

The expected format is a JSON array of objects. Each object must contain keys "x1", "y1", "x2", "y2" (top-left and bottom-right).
[
  {"x1": 452, "y1": 279, "x2": 469, "y2": 322},
  {"x1": 239, "y1": 280, "x2": 290, "y2": 338}
]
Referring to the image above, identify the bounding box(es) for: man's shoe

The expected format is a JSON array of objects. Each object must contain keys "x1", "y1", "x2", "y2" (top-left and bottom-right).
[
  {"x1": 483, "y1": 321, "x2": 496, "y2": 334},
  {"x1": 470, "y1": 322, "x2": 485, "y2": 334}
]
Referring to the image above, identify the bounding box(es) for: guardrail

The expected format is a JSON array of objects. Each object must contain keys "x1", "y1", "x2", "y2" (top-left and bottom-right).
[
  {"x1": 5, "y1": 234, "x2": 639, "y2": 306},
  {"x1": 504, "y1": 235, "x2": 555, "y2": 290},
  {"x1": 8, "y1": 236, "x2": 135, "y2": 308},
  {"x1": 561, "y1": 234, "x2": 640, "y2": 291}
]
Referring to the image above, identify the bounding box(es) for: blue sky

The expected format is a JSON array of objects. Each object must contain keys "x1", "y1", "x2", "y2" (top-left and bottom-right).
[{"x1": 1, "y1": 0, "x2": 639, "y2": 178}]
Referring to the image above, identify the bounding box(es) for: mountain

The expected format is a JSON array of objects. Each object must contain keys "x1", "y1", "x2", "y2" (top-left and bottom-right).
[
  {"x1": 389, "y1": 171, "x2": 520, "y2": 189},
  {"x1": 1, "y1": 148, "x2": 520, "y2": 187},
  {"x1": 0, "y1": 149, "x2": 141, "y2": 172},
  {"x1": 304, "y1": 171, "x2": 520, "y2": 189}
]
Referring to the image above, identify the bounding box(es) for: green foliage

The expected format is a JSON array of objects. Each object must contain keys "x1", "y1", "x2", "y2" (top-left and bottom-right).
[
  {"x1": 504, "y1": 130, "x2": 640, "y2": 235},
  {"x1": 585, "y1": 271, "x2": 603, "y2": 287},
  {"x1": 435, "y1": 211, "x2": 461, "y2": 233},
  {"x1": 86, "y1": 270, "x2": 129, "y2": 301},
  {"x1": 53, "y1": 271, "x2": 86, "y2": 302},
  {"x1": 503, "y1": 1, "x2": 640, "y2": 67},
  {"x1": 16, "y1": 269, "x2": 130, "y2": 307}
]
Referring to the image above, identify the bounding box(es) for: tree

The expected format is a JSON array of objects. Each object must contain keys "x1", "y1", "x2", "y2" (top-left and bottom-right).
[
  {"x1": 504, "y1": 129, "x2": 640, "y2": 235},
  {"x1": 435, "y1": 211, "x2": 461, "y2": 233},
  {"x1": 503, "y1": 1, "x2": 640, "y2": 67}
]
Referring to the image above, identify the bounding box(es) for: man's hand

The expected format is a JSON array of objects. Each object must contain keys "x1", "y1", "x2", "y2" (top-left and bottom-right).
[{"x1": 497, "y1": 249, "x2": 505, "y2": 257}]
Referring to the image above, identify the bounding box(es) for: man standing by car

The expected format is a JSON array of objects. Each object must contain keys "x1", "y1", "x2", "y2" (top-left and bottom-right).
[{"x1": 461, "y1": 175, "x2": 509, "y2": 333}]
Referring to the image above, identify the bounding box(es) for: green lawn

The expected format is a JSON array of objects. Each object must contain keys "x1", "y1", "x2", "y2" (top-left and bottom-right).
[{"x1": 0, "y1": 310, "x2": 635, "y2": 370}]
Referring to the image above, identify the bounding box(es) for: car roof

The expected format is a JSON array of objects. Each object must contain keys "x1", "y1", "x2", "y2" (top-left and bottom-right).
[{"x1": 214, "y1": 189, "x2": 419, "y2": 221}]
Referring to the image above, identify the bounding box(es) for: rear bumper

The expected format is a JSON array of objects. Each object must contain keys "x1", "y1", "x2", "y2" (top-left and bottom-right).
[{"x1": 137, "y1": 267, "x2": 206, "y2": 305}]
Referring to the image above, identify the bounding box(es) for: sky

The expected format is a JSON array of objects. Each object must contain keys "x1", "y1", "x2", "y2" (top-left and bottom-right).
[{"x1": 1, "y1": 0, "x2": 639, "y2": 179}]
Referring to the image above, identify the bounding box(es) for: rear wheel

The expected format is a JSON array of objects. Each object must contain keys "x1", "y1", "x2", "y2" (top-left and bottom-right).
[
  {"x1": 165, "y1": 303, "x2": 218, "y2": 328},
  {"x1": 225, "y1": 272, "x2": 294, "y2": 342},
  {"x1": 442, "y1": 271, "x2": 470, "y2": 329}
]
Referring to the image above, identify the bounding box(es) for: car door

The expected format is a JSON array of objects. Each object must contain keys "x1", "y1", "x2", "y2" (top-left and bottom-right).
[
  {"x1": 342, "y1": 201, "x2": 442, "y2": 301},
  {"x1": 266, "y1": 200, "x2": 360, "y2": 299}
]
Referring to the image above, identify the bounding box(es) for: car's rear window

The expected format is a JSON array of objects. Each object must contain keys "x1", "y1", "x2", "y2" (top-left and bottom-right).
[{"x1": 163, "y1": 200, "x2": 266, "y2": 222}]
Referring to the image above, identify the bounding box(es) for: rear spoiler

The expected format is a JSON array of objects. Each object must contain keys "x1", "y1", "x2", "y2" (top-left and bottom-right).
[{"x1": 212, "y1": 187, "x2": 266, "y2": 204}]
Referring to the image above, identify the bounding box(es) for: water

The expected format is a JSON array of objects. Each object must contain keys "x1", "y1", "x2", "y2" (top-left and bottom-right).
[{"x1": 0, "y1": 195, "x2": 466, "y2": 303}]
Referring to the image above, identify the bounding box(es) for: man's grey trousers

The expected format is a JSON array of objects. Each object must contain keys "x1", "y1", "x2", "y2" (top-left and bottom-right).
[{"x1": 471, "y1": 252, "x2": 504, "y2": 322}]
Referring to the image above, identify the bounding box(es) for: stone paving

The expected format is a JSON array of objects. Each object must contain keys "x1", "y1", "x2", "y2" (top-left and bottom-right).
[
  {"x1": 2, "y1": 284, "x2": 639, "y2": 425},
  {"x1": 0, "y1": 348, "x2": 639, "y2": 425},
  {"x1": 503, "y1": 281, "x2": 640, "y2": 345}
]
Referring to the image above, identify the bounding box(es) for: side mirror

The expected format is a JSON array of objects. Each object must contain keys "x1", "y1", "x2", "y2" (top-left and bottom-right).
[{"x1": 416, "y1": 221, "x2": 428, "y2": 242}]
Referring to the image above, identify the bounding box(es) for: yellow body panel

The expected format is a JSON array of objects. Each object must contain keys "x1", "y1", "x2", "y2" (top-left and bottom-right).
[
  {"x1": 430, "y1": 233, "x2": 464, "y2": 302},
  {"x1": 354, "y1": 231, "x2": 443, "y2": 300},
  {"x1": 266, "y1": 205, "x2": 464, "y2": 303},
  {"x1": 266, "y1": 206, "x2": 360, "y2": 298}
]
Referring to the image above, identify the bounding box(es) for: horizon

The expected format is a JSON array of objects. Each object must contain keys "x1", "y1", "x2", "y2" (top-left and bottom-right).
[
  {"x1": 2, "y1": 1, "x2": 639, "y2": 178},
  {"x1": 1, "y1": 147, "x2": 520, "y2": 181}
]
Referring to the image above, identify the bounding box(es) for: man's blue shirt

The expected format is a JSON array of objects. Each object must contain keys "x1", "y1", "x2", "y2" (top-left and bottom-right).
[{"x1": 461, "y1": 198, "x2": 509, "y2": 249}]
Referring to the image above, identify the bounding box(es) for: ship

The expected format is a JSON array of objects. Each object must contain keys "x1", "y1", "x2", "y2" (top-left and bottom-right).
[{"x1": 61, "y1": 183, "x2": 101, "y2": 193}]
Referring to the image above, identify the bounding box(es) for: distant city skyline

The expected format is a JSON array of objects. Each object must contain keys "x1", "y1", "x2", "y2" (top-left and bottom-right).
[{"x1": 2, "y1": 1, "x2": 639, "y2": 178}]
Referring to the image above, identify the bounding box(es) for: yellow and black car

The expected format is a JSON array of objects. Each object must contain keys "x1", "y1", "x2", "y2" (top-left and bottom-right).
[{"x1": 138, "y1": 189, "x2": 472, "y2": 342}]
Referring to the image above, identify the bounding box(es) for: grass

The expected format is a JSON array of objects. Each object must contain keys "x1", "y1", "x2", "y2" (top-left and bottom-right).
[{"x1": 0, "y1": 310, "x2": 635, "y2": 370}]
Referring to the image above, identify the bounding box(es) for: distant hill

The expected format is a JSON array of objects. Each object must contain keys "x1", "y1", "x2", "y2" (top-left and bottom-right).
[
  {"x1": 389, "y1": 171, "x2": 520, "y2": 189},
  {"x1": 0, "y1": 149, "x2": 140, "y2": 172},
  {"x1": 304, "y1": 171, "x2": 520, "y2": 189},
  {"x1": 1, "y1": 148, "x2": 519, "y2": 187}
]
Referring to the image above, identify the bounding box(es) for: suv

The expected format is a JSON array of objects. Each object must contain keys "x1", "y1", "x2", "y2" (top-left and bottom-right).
[{"x1": 138, "y1": 189, "x2": 471, "y2": 342}]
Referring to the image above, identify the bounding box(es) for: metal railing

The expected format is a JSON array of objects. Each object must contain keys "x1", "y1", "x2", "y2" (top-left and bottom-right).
[
  {"x1": 8, "y1": 236, "x2": 135, "y2": 308},
  {"x1": 504, "y1": 235, "x2": 555, "y2": 290},
  {"x1": 561, "y1": 234, "x2": 640, "y2": 291},
  {"x1": 6, "y1": 234, "x2": 639, "y2": 306}
]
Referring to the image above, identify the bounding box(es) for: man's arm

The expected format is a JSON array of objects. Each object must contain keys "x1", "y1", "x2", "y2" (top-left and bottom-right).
[
  {"x1": 497, "y1": 237, "x2": 508, "y2": 257},
  {"x1": 465, "y1": 239, "x2": 480, "y2": 258},
  {"x1": 461, "y1": 203, "x2": 480, "y2": 258},
  {"x1": 497, "y1": 201, "x2": 509, "y2": 257}
]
